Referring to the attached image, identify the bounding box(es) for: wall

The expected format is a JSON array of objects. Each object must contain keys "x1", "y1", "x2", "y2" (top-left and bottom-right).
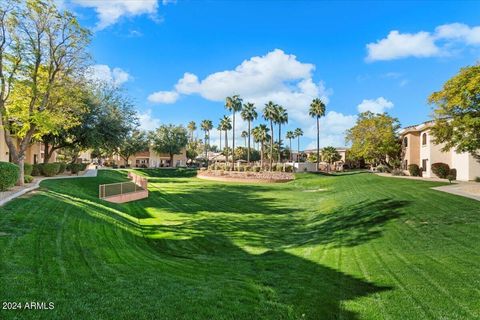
[
  {"x1": 451, "y1": 152, "x2": 470, "y2": 181},
  {"x1": 468, "y1": 154, "x2": 480, "y2": 181},
  {"x1": 0, "y1": 130, "x2": 8, "y2": 162},
  {"x1": 403, "y1": 132, "x2": 420, "y2": 167},
  {"x1": 293, "y1": 162, "x2": 317, "y2": 172}
]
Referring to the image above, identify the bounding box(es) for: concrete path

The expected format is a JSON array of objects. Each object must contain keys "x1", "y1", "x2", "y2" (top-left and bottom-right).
[
  {"x1": 0, "y1": 169, "x2": 98, "y2": 207},
  {"x1": 432, "y1": 183, "x2": 480, "y2": 202}
]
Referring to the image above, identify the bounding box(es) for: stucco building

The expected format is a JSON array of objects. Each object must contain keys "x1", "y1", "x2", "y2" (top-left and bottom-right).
[{"x1": 0, "y1": 130, "x2": 56, "y2": 164}]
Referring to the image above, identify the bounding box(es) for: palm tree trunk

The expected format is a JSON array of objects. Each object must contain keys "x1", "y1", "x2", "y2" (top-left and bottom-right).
[
  {"x1": 247, "y1": 120, "x2": 251, "y2": 164},
  {"x1": 219, "y1": 129, "x2": 222, "y2": 151},
  {"x1": 204, "y1": 131, "x2": 208, "y2": 162},
  {"x1": 269, "y1": 120, "x2": 273, "y2": 171},
  {"x1": 278, "y1": 124, "x2": 281, "y2": 163},
  {"x1": 316, "y1": 117, "x2": 320, "y2": 171},
  {"x1": 260, "y1": 141, "x2": 264, "y2": 169},
  {"x1": 224, "y1": 129, "x2": 228, "y2": 164},
  {"x1": 289, "y1": 138, "x2": 292, "y2": 162},
  {"x1": 232, "y1": 112, "x2": 235, "y2": 169}
]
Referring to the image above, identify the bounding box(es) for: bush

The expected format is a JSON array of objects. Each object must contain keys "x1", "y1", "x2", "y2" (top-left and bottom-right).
[
  {"x1": 447, "y1": 168, "x2": 457, "y2": 183},
  {"x1": 391, "y1": 169, "x2": 406, "y2": 176},
  {"x1": 275, "y1": 164, "x2": 284, "y2": 172},
  {"x1": 253, "y1": 166, "x2": 261, "y2": 172},
  {"x1": 431, "y1": 162, "x2": 450, "y2": 179},
  {"x1": 41, "y1": 163, "x2": 60, "y2": 177},
  {"x1": 408, "y1": 164, "x2": 421, "y2": 177},
  {"x1": 0, "y1": 161, "x2": 20, "y2": 191},
  {"x1": 70, "y1": 163, "x2": 83, "y2": 174},
  {"x1": 285, "y1": 165, "x2": 293, "y2": 173},
  {"x1": 31, "y1": 163, "x2": 43, "y2": 176},
  {"x1": 120, "y1": 165, "x2": 125, "y2": 169},
  {"x1": 57, "y1": 162, "x2": 67, "y2": 174},
  {"x1": 376, "y1": 165, "x2": 390, "y2": 173},
  {"x1": 24, "y1": 163, "x2": 33, "y2": 176},
  {"x1": 475, "y1": 177, "x2": 480, "y2": 183},
  {"x1": 24, "y1": 175, "x2": 34, "y2": 183},
  {"x1": 80, "y1": 163, "x2": 88, "y2": 171}
]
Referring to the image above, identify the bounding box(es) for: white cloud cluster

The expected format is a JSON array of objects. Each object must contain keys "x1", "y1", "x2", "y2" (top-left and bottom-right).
[
  {"x1": 357, "y1": 97, "x2": 394, "y2": 114},
  {"x1": 148, "y1": 91, "x2": 179, "y2": 104},
  {"x1": 366, "y1": 23, "x2": 480, "y2": 61},
  {"x1": 72, "y1": 0, "x2": 161, "y2": 30},
  {"x1": 87, "y1": 64, "x2": 131, "y2": 87},
  {"x1": 137, "y1": 109, "x2": 161, "y2": 131}
]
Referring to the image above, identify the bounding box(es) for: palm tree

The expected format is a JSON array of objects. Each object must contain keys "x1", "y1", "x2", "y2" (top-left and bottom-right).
[
  {"x1": 200, "y1": 119, "x2": 213, "y2": 163},
  {"x1": 225, "y1": 95, "x2": 243, "y2": 168},
  {"x1": 252, "y1": 124, "x2": 270, "y2": 169},
  {"x1": 263, "y1": 101, "x2": 277, "y2": 170},
  {"x1": 187, "y1": 121, "x2": 196, "y2": 142},
  {"x1": 274, "y1": 105, "x2": 288, "y2": 163},
  {"x1": 294, "y1": 128, "x2": 303, "y2": 162},
  {"x1": 286, "y1": 131, "x2": 295, "y2": 162},
  {"x1": 220, "y1": 115, "x2": 232, "y2": 163},
  {"x1": 309, "y1": 98, "x2": 326, "y2": 171},
  {"x1": 322, "y1": 146, "x2": 341, "y2": 172},
  {"x1": 241, "y1": 130, "x2": 248, "y2": 148},
  {"x1": 217, "y1": 123, "x2": 223, "y2": 151},
  {"x1": 240, "y1": 102, "x2": 257, "y2": 164}
]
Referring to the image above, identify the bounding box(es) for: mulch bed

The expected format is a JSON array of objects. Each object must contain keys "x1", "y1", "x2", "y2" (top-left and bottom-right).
[{"x1": 197, "y1": 170, "x2": 294, "y2": 183}]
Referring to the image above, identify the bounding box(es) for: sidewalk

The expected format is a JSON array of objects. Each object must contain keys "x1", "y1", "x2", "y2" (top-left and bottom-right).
[{"x1": 0, "y1": 169, "x2": 98, "y2": 207}]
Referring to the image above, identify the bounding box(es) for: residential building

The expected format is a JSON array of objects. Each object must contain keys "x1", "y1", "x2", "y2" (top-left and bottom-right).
[
  {"x1": 103, "y1": 147, "x2": 188, "y2": 168},
  {"x1": 400, "y1": 121, "x2": 480, "y2": 181},
  {"x1": 0, "y1": 130, "x2": 56, "y2": 164}
]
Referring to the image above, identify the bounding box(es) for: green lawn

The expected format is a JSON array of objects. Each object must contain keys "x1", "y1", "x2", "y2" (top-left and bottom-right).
[{"x1": 1, "y1": 169, "x2": 479, "y2": 319}]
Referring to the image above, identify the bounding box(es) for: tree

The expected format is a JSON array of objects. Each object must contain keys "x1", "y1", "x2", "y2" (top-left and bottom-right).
[
  {"x1": 219, "y1": 115, "x2": 232, "y2": 162},
  {"x1": 294, "y1": 128, "x2": 303, "y2": 162},
  {"x1": 225, "y1": 95, "x2": 243, "y2": 167},
  {"x1": 234, "y1": 147, "x2": 260, "y2": 161},
  {"x1": 241, "y1": 130, "x2": 248, "y2": 148},
  {"x1": 321, "y1": 146, "x2": 341, "y2": 172},
  {"x1": 117, "y1": 130, "x2": 149, "y2": 166},
  {"x1": 240, "y1": 102, "x2": 257, "y2": 164},
  {"x1": 216, "y1": 123, "x2": 223, "y2": 151},
  {"x1": 263, "y1": 101, "x2": 277, "y2": 170},
  {"x1": 187, "y1": 121, "x2": 196, "y2": 142},
  {"x1": 186, "y1": 140, "x2": 202, "y2": 163},
  {"x1": 252, "y1": 124, "x2": 270, "y2": 169},
  {"x1": 286, "y1": 131, "x2": 295, "y2": 162},
  {"x1": 309, "y1": 98, "x2": 326, "y2": 170},
  {"x1": 346, "y1": 112, "x2": 401, "y2": 166},
  {"x1": 151, "y1": 125, "x2": 188, "y2": 167},
  {"x1": 274, "y1": 105, "x2": 288, "y2": 162},
  {"x1": 0, "y1": 0, "x2": 90, "y2": 185},
  {"x1": 200, "y1": 119, "x2": 213, "y2": 161},
  {"x1": 428, "y1": 64, "x2": 480, "y2": 159}
]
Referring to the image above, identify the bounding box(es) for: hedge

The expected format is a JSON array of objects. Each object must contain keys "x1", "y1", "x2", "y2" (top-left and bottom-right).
[
  {"x1": 408, "y1": 164, "x2": 421, "y2": 177},
  {"x1": 24, "y1": 163, "x2": 33, "y2": 176},
  {"x1": 31, "y1": 163, "x2": 43, "y2": 176},
  {"x1": 0, "y1": 161, "x2": 20, "y2": 191},
  {"x1": 57, "y1": 162, "x2": 67, "y2": 174},
  {"x1": 447, "y1": 168, "x2": 457, "y2": 182},
  {"x1": 24, "y1": 175, "x2": 34, "y2": 183},
  {"x1": 42, "y1": 163, "x2": 61, "y2": 177},
  {"x1": 70, "y1": 163, "x2": 83, "y2": 174},
  {"x1": 431, "y1": 162, "x2": 450, "y2": 179}
]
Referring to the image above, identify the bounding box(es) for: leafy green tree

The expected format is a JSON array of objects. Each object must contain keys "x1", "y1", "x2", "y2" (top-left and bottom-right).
[
  {"x1": 219, "y1": 115, "x2": 232, "y2": 162},
  {"x1": 234, "y1": 147, "x2": 260, "y2": 162},
  {"x1": 429, "y1": 64, "x2": 480, "y2": 159},
  {"x1": 0, "y1": 0, "x2": 90, "y2": 185},
  {"x1": 117, "y1": 130, "x2": 149, "y2": 166},
  {"x1": 286, "y1": 131, "x2": 295, "y2": 161},
  {"x1": 200, "y1": 119, "x2": 213, "y2": 161},
  {"x1": 322, "y1": 146, "x2": 341, "y2": 171},
  {"x1": 241, "y1": 102, "x2": 257, "y2": 164},
  {"x1": 309, "y1": 98, "x2": 326, "y2": 171},
  {"x1": 151, "y1": 125, "x2": 188, "y2": 167},
  {"x1": 225, "y1": 95, "x2": 243, "y2": 166},
  {"x1": 346, "y1": 111, "x2": 401, "y2": 166},
  {"x1": 186, "y1": 140, "x2": 202, "y2": 163},
  {"x1": 252, "y1": 124, "x2": 270, "y2": 169},
  {"x1": 274, "y1": 105, "x2": 288, "y2": 162},
  {"x1": 187, "y1": 121, "x2": 197, "y2": 142},
  {"x1": 263, "y1": 101, "x2": 277, "y2": 170}
]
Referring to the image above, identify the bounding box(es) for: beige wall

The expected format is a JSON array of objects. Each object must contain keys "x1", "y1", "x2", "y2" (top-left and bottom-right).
[
  {"x1": 0, "y1": 130, "x2": 9, "y2": 162},
  {"x1": 402, "y1": 132, "x2": 420, "y2": 167},
  {"x1": 0, "y1": 130, "x2": 54, "y2": 164}
]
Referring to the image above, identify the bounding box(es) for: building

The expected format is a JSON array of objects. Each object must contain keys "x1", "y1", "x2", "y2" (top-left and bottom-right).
[
  {"x1": 0, "y1": 130, "x2": 57, "y2": 164},
  {"x1": 302, "y1": 147, "x2": 348, "y2": 163},
  {"x1": 101, "y1": 147, "x2": 188, "y2": 168},
  {"x1": 400, "y1": 121, "x2": 480, "y2": 181}
]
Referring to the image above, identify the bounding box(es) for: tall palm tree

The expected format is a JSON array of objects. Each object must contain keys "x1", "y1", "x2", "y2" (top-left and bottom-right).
[
  {"x1": 309, "y1": 98, "x2": 326, "y2": 171},
  {"x1": 252, "y1": 124, "x2": 270, "y2": 169},
  {"x1": 225, "y1": 95, "x2": 243, "y2": 168},
  {"x1": 263, "y1": 101, "x2": 277, "y2": 170},
  {"x1": 200, "y1": 119, "x2": 213, "y2": 163},
  {"x1": 217, "y1": 123, "x2": 223, "y2": 151},
  {"x1": 241, "y1": 130, "x2": 248, "y2": 148},
  {"x1": 274, "y1": 105, "x2": 288, "y2": 163},
  {"x1": 187, "y1": 121, "x2": 196, "y2": 142},
  {"x1": 219, "y1": 115, "x2": 232, "y2": 163},
  {"x1": 294, "y1": 128, "x2": 303, "y2": 162},
  {"x1": 240, "y1": 102, "x2": 257, "y2": 164},
  {"x1": 286, "y1": 131, "x2": 295, "y2": 162}
]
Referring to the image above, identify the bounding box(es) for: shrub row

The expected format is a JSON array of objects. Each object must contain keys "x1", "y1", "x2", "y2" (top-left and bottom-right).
[
  {"x1": 31, "y1": 162, "x2": 87, "y2": 177},
  {"x1": 408, "y1": 164, "x2": 421, "y2": 177},
  {"x1": 211, "y1": 163, "x2": 293, "y2": 172},
  {"x1": 0, "y1": 161, "x2": 20, "y2": 191}
]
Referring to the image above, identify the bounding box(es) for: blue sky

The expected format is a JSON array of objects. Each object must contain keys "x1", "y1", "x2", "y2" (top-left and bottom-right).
[{"x1": 65, "y1": 0, "x2": 480, "y2": 149}]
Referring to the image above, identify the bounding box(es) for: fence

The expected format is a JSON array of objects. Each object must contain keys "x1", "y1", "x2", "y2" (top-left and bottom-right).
[{"x1": 99, "y1": 172, "x2": 148, "y2": 203}]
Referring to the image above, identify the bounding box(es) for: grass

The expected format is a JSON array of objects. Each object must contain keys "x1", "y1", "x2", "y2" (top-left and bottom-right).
[{"x1": 0, "y1": 169, "x2": 479, "y2": 319}]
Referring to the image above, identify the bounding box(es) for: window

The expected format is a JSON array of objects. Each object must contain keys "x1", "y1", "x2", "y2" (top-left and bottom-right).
[
  {"x1": 422, "y1": 159, "x2": 427, "y2": 171},
  {"x1": 422, "y1": 133, "x2": 427, "y2": 146},
  {"x1": 403, "y1": 137, "x2": 408, "y2": 147}
]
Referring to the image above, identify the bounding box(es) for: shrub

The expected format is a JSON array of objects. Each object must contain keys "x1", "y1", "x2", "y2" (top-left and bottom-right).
[
  {"x1": 24, "y1": 163, "x2": 33, "y2": 176},
  {"x1": 66, "y1": 163, "x2": 72, "y2": 172},
  {"x1": 408, "y1": 164, "x2": 421, "y2": 177},
  {"x1": 285, "y1": 165, "x2": 293, "y2": 173},
  {"x1": 376, "y1": 165, "x2": 390, "y2": 173},
  {"x1": 31, "y1": 163, "x2": 43, "y2": 176},
  {"x1": 475, "y1": 177, "x2": 480, "y2": 183},
  {"x1": 238, "y1": 166, "x2": 245, "y2": 172},
  {"x1": 391, "y1": 169, "x2": 405, "y2": 176},
  {"x1": 57, "y1": 162, "x2": 67, "y2": 174},
  {"x1": 140, "y1": 164, "x2": 147, "y2": 168},
  {"x1": 447, "y1": 168, "x2": 457, "y2": 183},
  {"x1": 431, "y1": 162, "x2": 450, "y2": 179},
  {"x1": 275, "y1": 164, "x2": 284, "y2": 172},
  {"x1": 120, "y1": 165, "x2": 125, "y2": 169},
  {"x1": 80, "y1": 163, "x2": 88, "y2": 171},
  {"x1": 24, "y1": 175, "x2": 34, "y2": 183},
  {"x1": 253, "y1": 166, "x2": 261, "y2": 172},
  {"x1": 42, "y1": 163, "x2": 60, "y2": 177},
  {"x1": 70, "y1": 163, "x2": 83, "y2": 174},
  {"x1": 0, "y1": 161, "x2": 20, "y2": 191}
]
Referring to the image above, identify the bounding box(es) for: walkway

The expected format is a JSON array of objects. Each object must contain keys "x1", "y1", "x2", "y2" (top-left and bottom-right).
[{"x1": 0, "y1": 169, "x2": 98, "y2": 207}]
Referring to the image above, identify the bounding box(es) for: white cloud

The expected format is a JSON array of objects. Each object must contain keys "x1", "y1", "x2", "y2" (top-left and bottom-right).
[
  {"x1": 72, "y1": 0, "x2": 163, "y2": 30},
  {"x1": 137, "y1": 109, "x2": 161, "y2": 131},
  {"x1": 357, "y1": 97, "x2": 394, "y2": 114},
  {"x1": 148, "y1": 91, "x2": 179, "y2": 104},
  {"x1": 87, "y1": 64, "x2": 131, "y2": 87},
  {"x1": 366, "y1": 23, "x2": 480, "y2": 61},
  {"x1": 304, "y1": 111, "x2": 357, "y2": 148}
]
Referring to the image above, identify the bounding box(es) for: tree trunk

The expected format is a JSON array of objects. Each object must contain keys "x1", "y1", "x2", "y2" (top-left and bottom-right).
[
  {"x1": 316, "y1": 117, "x2": 320, "y2": 171},
  {"x1": 247, "y1": 120, "x2": 251, "y2": 164},
  {"x1": 204, "y1": 132, "x2": 208, "y2": 162},
  {"x1": 270, "y1": 120, "x2": 273, "y2": 171},
  {"x1": 260, "y1": 141, "x2": 264, "y2": 169},
  {"x1": 219, "y1": 130, "x2": 222, "y2": 151},
  {"x1": 17, "y1": 157, "x2": 25, "y2": 187},
  {"x1": 170, "y1": 153, "x2": 174, "y2": 167},
  {"x1": 43, "y1": 142, "x2": 50, "y2": 163},
  {"x1": 278, "y1": 124, "x2": 281, "y2": 163},
  {"x1": 224, "y1": 130, "x2": 228, "y2": 164},
  {"x1": 232, "y1": 112, "x2": 235, "y2": 169},
  {"x1": 289, "y1": 138, "x2": 292, "y2": 162}
]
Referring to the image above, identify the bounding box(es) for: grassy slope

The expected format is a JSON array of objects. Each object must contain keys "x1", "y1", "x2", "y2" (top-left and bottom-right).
[{"x1": 0, "y1": 169, "x2": 479, "y2": 320}]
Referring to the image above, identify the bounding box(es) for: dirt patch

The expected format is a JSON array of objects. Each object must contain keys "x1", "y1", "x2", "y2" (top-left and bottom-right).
[{"x1": 197, "y1": 170, "x2": 294, "y2": 183}]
